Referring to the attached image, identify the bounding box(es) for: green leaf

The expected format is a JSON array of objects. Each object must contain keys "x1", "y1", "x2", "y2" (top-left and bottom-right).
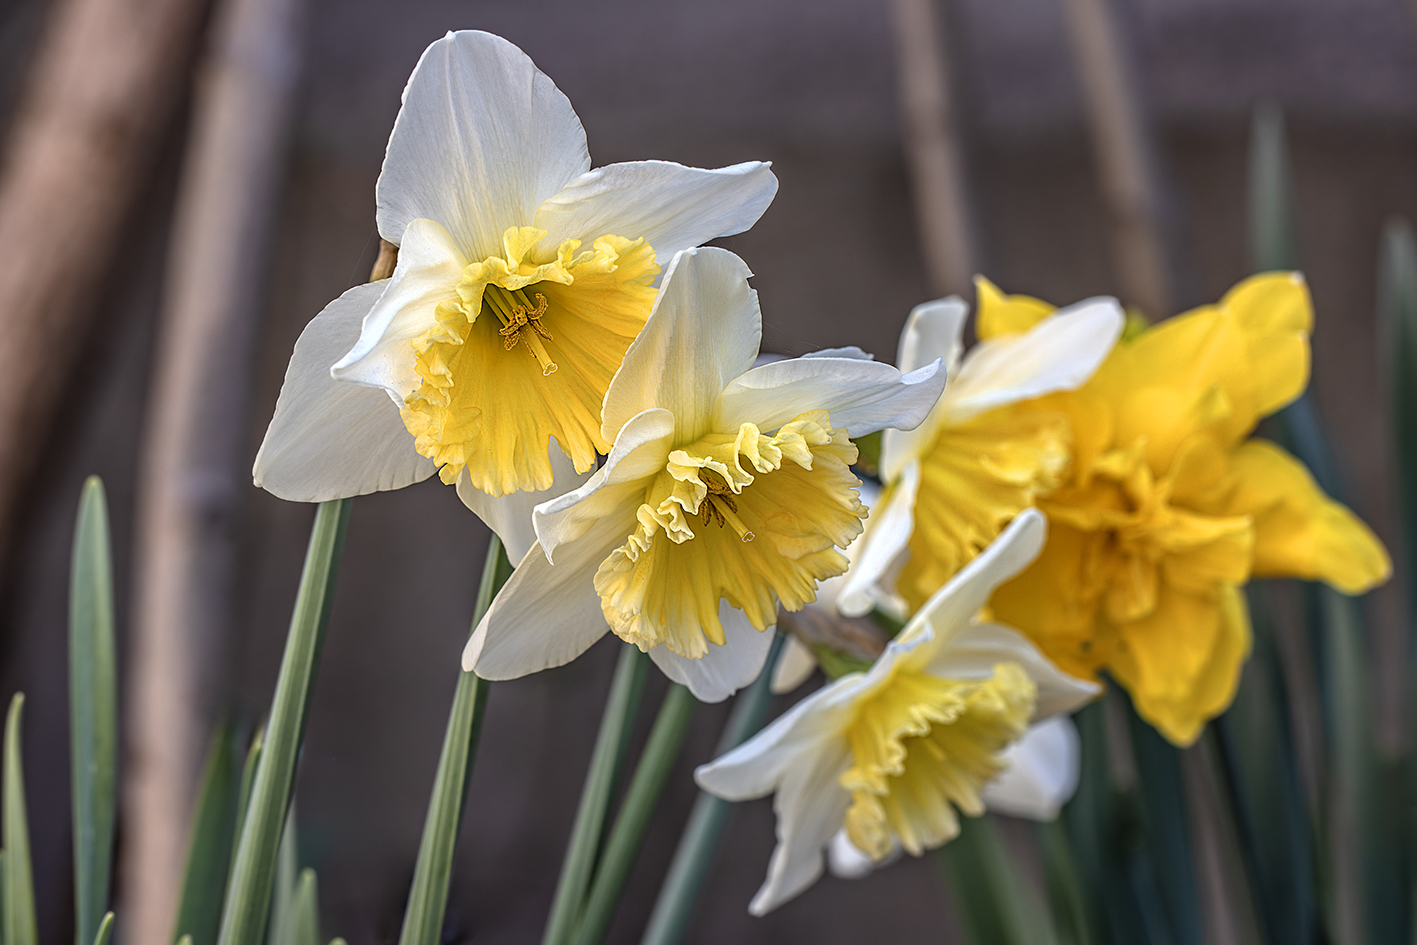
[
  {"x1": 5, "y1": 694, "x2": 36, "y2": 945},
  {"x1": 92, "y1": 912, "x2": 114, "y2": 945},
  {"x1": 69, "y1": 476, "x2": 117, "y2": 945},
  {"x1": 1038, "y1": 818, "x2": 1096, "y2": 945},
  {"x1": 571, "y1": 684, "x2": 696, "y2": 945},
  {"x1": 396, "y1": 536, "x2": 511, "y2": 945},
  {"x1": 215, "y1": 499, "x2": 351, "y2": 945},
  {"x1": 269, "y1": 806, "x2": 299, "y2": 945},
  {"x1": 641, "y1": 633, "x2": 787, "y2": 945},
  {"x1": 1124, "y1": 697, "x2": 1201, "y2": 945},
  {"x1": 1247, "y1": 100, "x2": 1299, "y2": 273},
  {"x1": 172, "y1": 723, "x2": 240, "y2": 945},
  {"x1": 292, "y1": 870, "x2": 320, "y2": 945},
  {"x1": 541, "y1": 644, "x2": 647, "y2": 945},
  {"x1": 232, "y1": 726, "x2": 265, "y2": 876},
  {"x1": 937, "y1": 814, "x2": 1061, "y2": 945}
]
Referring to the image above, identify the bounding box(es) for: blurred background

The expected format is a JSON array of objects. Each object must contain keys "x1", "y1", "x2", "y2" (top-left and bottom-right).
[{"x1": 0, "y1": 0, "x2": 1414, "y2": 942}]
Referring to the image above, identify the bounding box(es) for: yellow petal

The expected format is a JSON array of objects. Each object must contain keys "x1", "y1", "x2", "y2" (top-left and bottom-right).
[
  {"x1": 1222, "y1": 439, "x2": 1391, "y2": 593},
  {"x1": 974, "y1": 277, "x2": 1056, "y2": 340},
  {"x1": 1111, "y1": 583, "x2": 1251, "y2": 746},
  {"x1": 898, "y1": 404, "x2": 1070, "y2": 611}
]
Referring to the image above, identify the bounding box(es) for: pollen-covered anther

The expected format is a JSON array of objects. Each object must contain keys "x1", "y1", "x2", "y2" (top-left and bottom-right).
[
  {"x1": 490, "y1": 288, "x2": 558, "y2": 375},
  {"x1": 699, "y1": 469, "x2": 755, "y2": 542}
]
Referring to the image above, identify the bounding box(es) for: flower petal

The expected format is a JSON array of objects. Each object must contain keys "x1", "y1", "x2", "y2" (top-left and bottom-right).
[
  {"x1": 878, "y1": 298, "x2": 967, "y2": 480},
  {"x1": 253, "y1": 282, "x2": 437, "y2": 500},
  {"x1": 903, "y1": 509, "x2": 1049, "y2": 649},
  {"x1": 455, "y1": 438, "x2": 592, "y2": 563},
  {"x1": 932, "y1": 621, "x2": 1099, "y2": 719},
  {"x1": 942, "y1": 296, "x2": 1123, "y2": 424},
  {"x1": 649, "y1": 604, "x2": 774, "y2": 702},
  {"x1": 600, "y1": 247, "x2": 761, "y2": 444},
  {"x1": 534, "y1": 407, "x2": 676, "y2": 561},
  {"x1": 714, "y1": 356, "x2": 946, "y2": 440},
  {"x1": 826, "y1": 830, "x2": 902, "y2": 879},
  {"x1": 770, "y1": 635, "x2": 820, "y2": 694},
  {"x1": 463, "y1": 509, "x2": 631, "y2": 678},
  {"x1": 897, "y1": 297, "x2": 968, "y2": 374},
  {"x1": 330, "y1": 218, "x2": 467, "y2": 398},
  {"x1": 749, "y1": 741, "x2": 854, "y2": 915},
  {"x1": 533, "y1": 160, "x2": 778, "y2": 263},
  {"x1": 376, "y1": 31, "x2": 590, "y2": 260},
  {"x1": 836, "y1": 460, "x2": 918, "y2": 618},
  {"x1": 981, "y1": 716, "x2": 1081, "y2": 821}
]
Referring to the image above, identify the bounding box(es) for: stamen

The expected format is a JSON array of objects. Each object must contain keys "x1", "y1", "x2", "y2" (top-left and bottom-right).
[
  {"x1": 715, "y1": 499, "x2": 755, "y2": 542},
  {"x1": 488, "y1": 289, "x2": 557, "y2": 375}
]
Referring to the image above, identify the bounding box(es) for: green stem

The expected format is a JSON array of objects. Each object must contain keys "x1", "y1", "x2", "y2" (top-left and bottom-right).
[
  {"x1": 938, "y1": 814, "x2": 1061, "y2": 945},
  {"x1": 640, "y1": 634, "x2": 786, "y2": 945},
  {"x1": 215, "y1": 499, "x2": 351, "y2": 945},
  {"x1": 572, "y1": 684, "x2": 696, "y2": 945},
  {"x1": 397, "y1": 535, "x2": 513, "y2": 945},
  {"x1": 542, "y1": 644, "x2": 648, "y2": 945}
]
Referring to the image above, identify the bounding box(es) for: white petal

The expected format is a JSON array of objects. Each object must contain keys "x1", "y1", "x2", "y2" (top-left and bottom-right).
[
  {"x1": 714, "y1": 356, "x2": 946, "y2": 439},
  {"x1": 896, "y1": 297, "x2": 968, "y2": 375},
  {"x1": 942, "y1": 296, "x2": 1123, "y2": 424},
  {"x1": 696, "y1": 672, "x2": 861, "y2": 802},
  {"x1": 880, "y1": 298, "x2": 968, "y2": 481},
  {"x1": 376, "y1": 31, "x2": 590, "y2": 260},
  {"x1": 650, "y1": 604, "x2": 774, "y2": 702},
  {"x1": 770, "y1": 636, "x2": 819, "y2": 695},
  {"x1": 533, "y1": 160, "x2": 777, "y2": 263},
  {"x1": 253, "y1": 282, "x2": 437, "y2": 500},
  {"x1": 836, "y1": 461, "x2": 918, "y2": 618},
  {"x1": 802, "y1": 346, "x2": 874, "y2": 361},
  {"x1": 330, "y1": 219, "x2": 466, "y2": 398},
  {"x1": 455, "y1": 439, "x2": 592, "y2": 563},
  {"x1": 534, "y1": 407, "x2": 675, "y2": 561},
  {"x1": 462, "y1": 509, "x2": 629, "y2": 678},
  {"x1": 749, "y1": 741, "x2": 854, "y2": 915},
  {"x1": 933, "y1": 621, "x2": 1099, "y2": 720},
  {"x1": 982, "y1": 716, "x2": 1081, "y2": 821},
  {"x1": 600, "y1": 248, "x2": 761, "y2": 444},
  {"x1": 902, "y1": 510, "x2": 1048, "y2": 651},
  {"x1": 827, "y1": 830, "x2": 902, "y2": 879}
]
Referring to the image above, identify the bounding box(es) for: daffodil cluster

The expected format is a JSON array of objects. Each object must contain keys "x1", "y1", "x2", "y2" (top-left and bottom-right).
[{"x1": 248, "y1": 26, "x2": 1393, "y2": 925}]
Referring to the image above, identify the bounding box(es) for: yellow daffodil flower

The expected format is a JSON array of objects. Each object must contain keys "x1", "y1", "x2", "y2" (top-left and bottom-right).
[
  {"x1": 695, "y1": 511, "x2": 1097, "y2": 912},
  {"x1": 983, "y1": 273, "x2": 1391, "y2": 744},
  {"x1": 253, "y1": 31, "x2": 777, "y2": 560},
  {"x1": 463, "y1": 247, "x2": 947, "y2": 701},
  {"x1": 836, "y1": 289, "x2": 1123, "y2": 618}
]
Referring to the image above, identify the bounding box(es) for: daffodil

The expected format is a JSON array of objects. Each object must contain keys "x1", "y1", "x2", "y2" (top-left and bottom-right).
[
  {"x1": 463, "y1": 247, "x2": 947, "y2": 701},
  {"x1": 252, "y1": 30, "x2": 778, "y2": 560},
  {"x1": 694, "y1": 511, "x2": 1097, "y2": 913},
  {"x1": 836, "y1": 287, "x2": 1123, "y2": 618},
  {"x1": 825, "y1": 714, "x2": 1082, "y2": 879},
  {"x1": 983, "y1": 273, "x2": 1391, "y2": 744}
]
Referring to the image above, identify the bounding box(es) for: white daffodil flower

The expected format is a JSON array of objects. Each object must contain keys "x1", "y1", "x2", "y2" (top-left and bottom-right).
[
  {"x1": 826, "y1": 713, "x2": 1082, "y2": 878},
  {"x1": 694, "y1": 510, "x2": 1098, "y2": 914},
  {"x1": 836, "y1": 289, "x2": 1123, "y2": 618},
  {"x1": 463, "y1": 246, "x2": 947, "y2": 701},
  {"x1": 253, "y1": 30, "x2": 778, "y2": 562}
]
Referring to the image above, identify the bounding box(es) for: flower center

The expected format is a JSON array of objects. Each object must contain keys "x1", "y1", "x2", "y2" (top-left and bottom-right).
[
  {"x1": 840, "y1": 662, "x2": 1035, "y2": 859},
  {"x1": 400, "y1": 225, "x2": 659, "y2": 497},
  {"x1": 594, "y1": 410, "x2": 867, "y2": 659},
  {"x1": 484, "y1": 286, "x2": 557, "y2": 375}
]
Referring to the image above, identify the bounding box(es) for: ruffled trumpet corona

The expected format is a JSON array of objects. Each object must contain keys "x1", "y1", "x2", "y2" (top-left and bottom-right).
[
  {"x1": 837, "y1": 281, "x2": 1123, "y2": 618},
  {"x1": 464, "y1": 247, "x2": 948, "y2": 701},
  {"x1": 252, "y1": 30, "x2": 778, "y2": 560},
  {"x1": 695, "y1": 511, "x2": 1097, "y2": 913}
]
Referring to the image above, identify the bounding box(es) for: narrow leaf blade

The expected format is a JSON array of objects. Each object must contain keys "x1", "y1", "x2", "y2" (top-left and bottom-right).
[
  {"x1": 5, "y1": 694, "x2": 36, "y2": 945},
  {"x1": 172, "y1": 723, "x2": 240, "y2": 945}
]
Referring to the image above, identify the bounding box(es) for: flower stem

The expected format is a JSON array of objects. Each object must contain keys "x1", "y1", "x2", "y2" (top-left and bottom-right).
[
  {"x1": 937, "y1": 814, "x2": 1061, "y2": 945},
  {"x1": 639, "y1": 633, "x2": 787, "y2": 945},
  {"x1": 397, "y1": 535, "x2": 513, "y2": 945},
  {"x1": 216, "y1": 498, "x2": 351, "y2": 945},
  {"x1": 572, "y1": 684, "x2": 696, "y2": 945},
  {"x1": 542, "y1": 644, "x2": 648, "y2": 945}
]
